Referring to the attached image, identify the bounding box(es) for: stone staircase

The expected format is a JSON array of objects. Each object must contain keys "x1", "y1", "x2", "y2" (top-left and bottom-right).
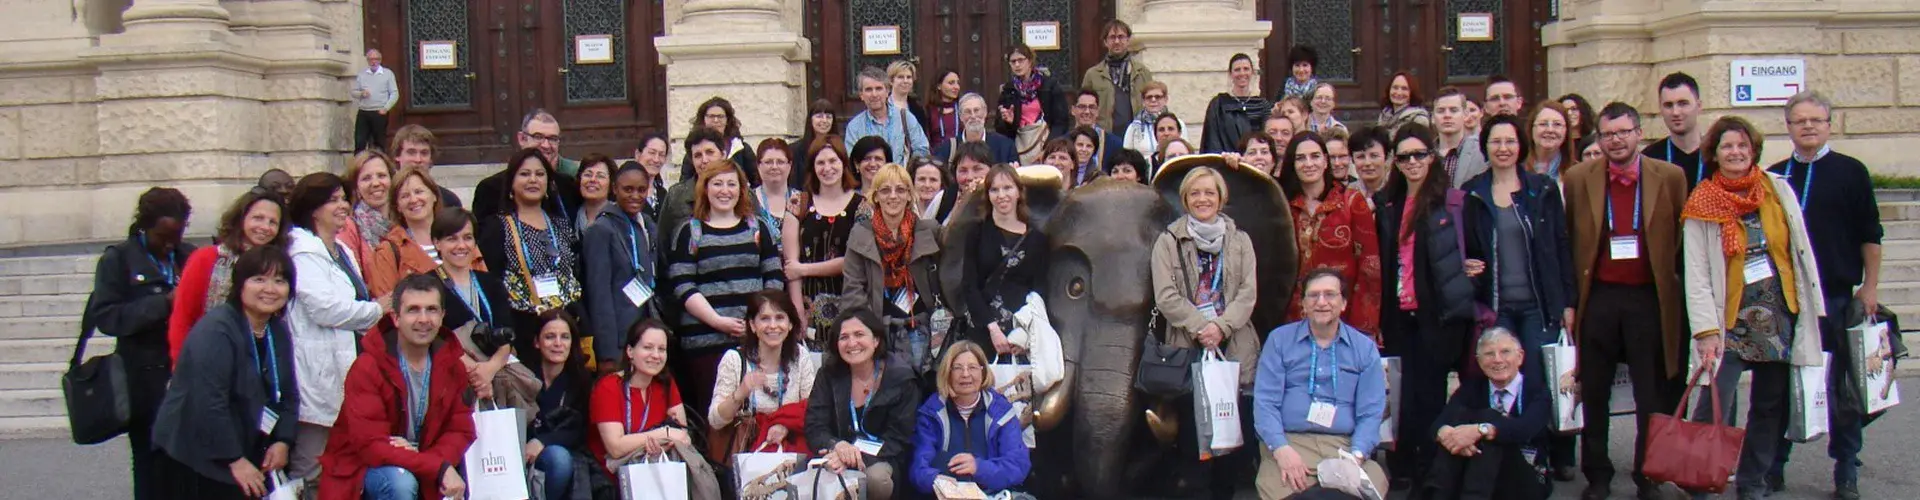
[{"x1": 1875, "y1": 190, "x2": 1920, "y2": 327}]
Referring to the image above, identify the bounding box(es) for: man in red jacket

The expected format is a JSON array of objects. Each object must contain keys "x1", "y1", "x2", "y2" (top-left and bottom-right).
[{"x1": 320, "y1": 274, "x2": 475, "y2": 500}]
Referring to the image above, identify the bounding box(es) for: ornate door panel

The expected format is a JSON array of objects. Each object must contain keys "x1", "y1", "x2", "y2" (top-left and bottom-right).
[
  {"x1": 1402, "y1": 0, "x2": 1543, "y2": 107},
  {"x1": 535, "y1": 0, "x2": 667, "y2": 160},
  {"x1": 367, "y1": 0, "x2": 510, "y2": 165},
  {"x1": 1259, "y1": 0, "x2": 1387, "y2": 120}
]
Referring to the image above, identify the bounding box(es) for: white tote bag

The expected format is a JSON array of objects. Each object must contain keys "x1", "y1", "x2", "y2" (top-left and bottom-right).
[
  {"x1": 732, "y1": 444, "x2": 803, "y2": 497},
  {"x1": 265, "y1": 471, "x2": 302, "y2": 500},
  {"x1": 1851, "y1": 321, "x2": 1903, "y2": 414},
  {"x1": 787, "y1": 461, "x2": 866, "y2": 500},
  {"x1": 988, "y1": 354, "x2": 1038, "y2": 447},
  {"x1": 1787, "y1": 352, "x2": 1831, "y2": 443},
  {"x1": 621, "y1": 455, "x2": 690, "y2": 500},
  {"x1": 463, "y1": 403, "x2": 530, "y2": 500},
  {"x1": 1377, "y1": 356, "x2": 1402, "y2": 444},
  {"x1": 1191, "y1": 348, "x2": 1243, "y2": 459},
  {"x1": 1607, "y1": 364, "x2": 1636, "y2": 416},
  {"x1": 1542, "y1": 329, "x2": 1583, "y2": 433}
]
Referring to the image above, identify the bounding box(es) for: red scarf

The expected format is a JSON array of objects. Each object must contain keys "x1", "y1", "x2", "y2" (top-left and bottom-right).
[
  {"x1": 873, "y1": 214, "x2": 916, "y2": 290},
  {"x1": 1681, "y1": 170, "x2": 1767, "y2": 257}
]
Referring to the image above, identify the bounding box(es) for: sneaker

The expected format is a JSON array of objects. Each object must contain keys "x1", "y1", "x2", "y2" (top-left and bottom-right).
[{"x1": 1833, "y1": 481, "x2": 1860, "y2": 500}]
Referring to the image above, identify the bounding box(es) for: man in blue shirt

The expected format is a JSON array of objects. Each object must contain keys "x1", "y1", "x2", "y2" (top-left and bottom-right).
[
  {"x1": 844, "y1": 66, "x2": 929, "y2": 163},
  {"x1": 1254, "y1": 269, "x2": 1388, "y2": 499}
]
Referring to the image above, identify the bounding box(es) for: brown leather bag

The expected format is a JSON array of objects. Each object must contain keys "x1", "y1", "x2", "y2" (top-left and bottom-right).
[
  {"x1": 704, "y1": 358, "x2": 760, "y2": 466},
  {"x1": 1643, "y1": 365, "x2": 1745, "y2": 493}
]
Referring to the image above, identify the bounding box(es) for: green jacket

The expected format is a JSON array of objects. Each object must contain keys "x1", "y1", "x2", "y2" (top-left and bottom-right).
[{"x1": 1082, "y1": 54, "x2": 1154, "y2": 131}]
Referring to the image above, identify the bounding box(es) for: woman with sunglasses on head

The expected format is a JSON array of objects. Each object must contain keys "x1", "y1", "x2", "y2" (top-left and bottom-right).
[
  {"x1": 170, "y1": 189, "x2": 288, "y2": 362},
  {"x1": 1372, "y1": 123, "x2": 1482, "y2": 489},
  {"x1": 1279, "y1": 132, "x2": 1383, "y2": 340}
]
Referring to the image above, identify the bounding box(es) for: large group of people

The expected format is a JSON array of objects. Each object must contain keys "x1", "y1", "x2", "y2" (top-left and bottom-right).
[{"x1": 89, "y1": 18, "x2": 1887, "y2": 500}]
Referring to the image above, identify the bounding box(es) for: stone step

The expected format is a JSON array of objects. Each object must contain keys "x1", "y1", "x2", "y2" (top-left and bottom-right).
[
  {"x1": 0, "y1": 316, "x2": 85, "y2": 341},
  {"x1": 1876, "y1": 189, "x2": 1920, "y2": 203},
  {"x1": 0, "y1": 338, "x2": 113, "y2": 366},
  {"x1": 1880, "y1": 202, "x2": 1920, "y2": 222},
  {"x1": 0, "y1": 389, "x2": 64, "y2": 418},
  {"x1": 0, "y1": 295, "x2": 89, "y2": 319},
  {"x1": 0, "y1": 362, "x2": 63, "y2": 390},
  {"x1": 1883, "y1": 241, "x2": 1920, "y2": 262},
  {"x1": 1886, "y1": 221, "x2": 1920, "y2": 241},
  {"x1": 0, "y1": 416, "x2": 70, "y2": 440},
  {"x1": 1874, "y1": 283, "x2": 1920, "y2": 307},
  {"x1": 0, "y1": 274, "x2": 93, "y2": 297},
  {"x1": 0, "y1": 255, "x2": 97, "y2": 278}
]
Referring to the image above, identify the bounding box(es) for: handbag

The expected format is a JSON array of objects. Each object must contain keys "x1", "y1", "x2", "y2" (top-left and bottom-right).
[
  {"x1": 1642, "y1": 366, "x2": 1744, "y2": 493},
  {"x1": 1133, "y1": 308, "x2": 1196, "y2": 398},
  {"x1": 706, "y1": 353, "x2": 762, "y2": 465},
  {"x1": 62, "y1": 290, "x2": 130, "y2": 445}
]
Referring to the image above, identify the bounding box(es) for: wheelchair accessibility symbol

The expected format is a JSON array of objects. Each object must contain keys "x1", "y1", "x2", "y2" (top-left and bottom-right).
[{"x1": 1735, "y1": 85, "x2": 1753, "y2": 103}]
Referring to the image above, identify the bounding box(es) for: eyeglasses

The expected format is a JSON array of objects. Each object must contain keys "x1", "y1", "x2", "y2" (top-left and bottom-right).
[
  {"x1": 1303, "y1": 290, "x2": 1343, "y2": 302},
  {"x1": 523, "y1": 132, "x2": 561, "y2": 144},
  {"x1": 1144, "y1": 94, "x2": 1167, "y2": 101},
  {"x1": 1394, "y1": 150, "x2": 1434, "y2": 163},
  {"x1": 1598, "y1": 128, "x2": 1640, "y2": 141},
  {"x1": 1789, "y1": 117, "x2": 1830, "y2": 128}
]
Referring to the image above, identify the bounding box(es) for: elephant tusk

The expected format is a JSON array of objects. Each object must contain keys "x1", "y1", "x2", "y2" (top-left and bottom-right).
[
  {"x1": 1144, "y1": 400, "x2": 1180, "y2": 446},
  {"x1": 1032, "y1": 373, "x2": 1072, "y2": 431}
]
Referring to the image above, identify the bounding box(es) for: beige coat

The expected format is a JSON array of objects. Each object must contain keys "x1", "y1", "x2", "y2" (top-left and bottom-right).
[
  {"x1": 841, "y1": 217, "x2": 945, "y2": 326},
  {"x1": 1152, "y1": 216, "x2": 1260, "y2": 386},
  {"x1": 1682, "y1": 172, "x2": 1826, "y2": 372}
]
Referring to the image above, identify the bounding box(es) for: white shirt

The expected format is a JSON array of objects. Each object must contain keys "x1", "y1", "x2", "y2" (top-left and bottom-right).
[{"x1": 1489, "y1": 373, "x2": 1523, "y2": 415}]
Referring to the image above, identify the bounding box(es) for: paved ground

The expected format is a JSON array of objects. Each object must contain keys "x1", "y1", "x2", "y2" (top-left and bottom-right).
[{"x1": 6, "y1": 380, "x2": 1916, "y2": 500}]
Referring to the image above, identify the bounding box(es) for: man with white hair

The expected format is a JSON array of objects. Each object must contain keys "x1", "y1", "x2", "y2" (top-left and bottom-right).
[
  {"x1": 1420, "y1": 327, "x2": 1553, "y2": 499},
  {"x1": 930, "y1": 92, "x2": 1019, "y2": 165}
]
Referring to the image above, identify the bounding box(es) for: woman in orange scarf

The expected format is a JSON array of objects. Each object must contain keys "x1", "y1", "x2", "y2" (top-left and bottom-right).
[{"x1": 1677, "y1": 115, "x2": 1827, "y2": 497}]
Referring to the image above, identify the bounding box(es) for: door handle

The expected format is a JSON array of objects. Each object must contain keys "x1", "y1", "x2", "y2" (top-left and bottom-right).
[
  {"x1": 1442, "y1": 46, "x2": 1455, "y2": 52},
  {"x1": 1350, "y1": 47, "x2": 1363, "y2": 55},
  {"x1": 465, "y1": 73, "x2": 477, "y2": 79},
  {"x1": 558, "y1": 68, "x2": 570, "y2": 74}
]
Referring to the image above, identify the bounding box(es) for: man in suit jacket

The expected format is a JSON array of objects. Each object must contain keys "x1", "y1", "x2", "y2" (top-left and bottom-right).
[
  {"x1": 1423, "y1": 327, "x2": 1553, "y2": 500},
  {"x1": 1561, "y1": 102, "x2": 1689, "y2": 500}
]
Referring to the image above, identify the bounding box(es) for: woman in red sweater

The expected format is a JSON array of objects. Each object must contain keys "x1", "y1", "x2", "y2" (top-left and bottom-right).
[{"x1": 168, "y1": 189, "x2": 289, "y2": 362}]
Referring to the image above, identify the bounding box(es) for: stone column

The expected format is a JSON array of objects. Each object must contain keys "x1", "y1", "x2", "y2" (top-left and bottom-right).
[
  {"x1": 1126, "y1": 0, "x2": 1271, "y2": 143},
  {"x1": 655, "y1": 0, "x2": 810, "y2": 183}
]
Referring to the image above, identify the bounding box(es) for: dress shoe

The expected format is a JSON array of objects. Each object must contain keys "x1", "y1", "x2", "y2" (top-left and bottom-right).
[
  {"x1": 1554, "y1": 465, "x2": 1579, "y2": 482},
  {"x1": 1581, "y1": 483, "x2": 1611, "y2": 500},
  {"x1": 1833, "y1": 480, "x2": 1861, "y2": 500},
  {"x1": 1640, "y1": 482, "x2": 1688, "y2": 500},
  {"x1": 1764, "y1": 472, "x2": 1785, "y2": 493}
]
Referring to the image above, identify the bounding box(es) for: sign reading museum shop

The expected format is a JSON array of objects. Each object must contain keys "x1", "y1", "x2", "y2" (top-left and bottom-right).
[
  {"x1": 1730, "y1": 59, "x2": 1806, "y2": 107},
  {"x1": 419, "y1": 40, "x2": 457, "y2": 70}
]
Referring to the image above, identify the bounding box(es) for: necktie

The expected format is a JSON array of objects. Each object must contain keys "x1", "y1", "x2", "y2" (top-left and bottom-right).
[{"x1": 1495, "y1": 389, "x2": 1511, "y2": 416}]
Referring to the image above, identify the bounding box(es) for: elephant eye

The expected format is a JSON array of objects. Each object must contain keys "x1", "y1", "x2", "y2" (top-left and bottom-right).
[{"x1": 1068, "y1": 277, "x2": 1086, "y2": 299}]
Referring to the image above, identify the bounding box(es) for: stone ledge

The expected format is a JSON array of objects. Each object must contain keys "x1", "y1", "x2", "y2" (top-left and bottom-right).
[{"x1": 0, "y1": 180, "x2": 256, "y2": 246}]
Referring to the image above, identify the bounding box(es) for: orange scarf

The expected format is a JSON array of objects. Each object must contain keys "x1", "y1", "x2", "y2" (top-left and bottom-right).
[{"x1": 1680, "y1": 170, "x2": 1766, "y2": 257}]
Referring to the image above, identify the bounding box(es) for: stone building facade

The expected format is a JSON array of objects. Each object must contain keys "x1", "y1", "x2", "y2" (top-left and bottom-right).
[{"x1": 0, "y1": 0, "x2": 1916, "y2": 249}]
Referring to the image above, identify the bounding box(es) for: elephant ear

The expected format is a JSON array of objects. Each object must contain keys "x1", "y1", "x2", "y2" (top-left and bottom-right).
[
  {"x1": 1150, "y1": 154, "x2": 1299, "y2": 334},
  {"x1": 939, "y1": 166, "x2": 1067, "y2": 321}
]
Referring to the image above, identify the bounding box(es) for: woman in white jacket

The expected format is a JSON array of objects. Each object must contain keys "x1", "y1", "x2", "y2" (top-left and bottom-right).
[
  {"x1": 282, "y1": 172, "x2": 389, "y2": 481},
  {"x1": 1679, "y1": 116, "x2": 1824, "y2": 498}
]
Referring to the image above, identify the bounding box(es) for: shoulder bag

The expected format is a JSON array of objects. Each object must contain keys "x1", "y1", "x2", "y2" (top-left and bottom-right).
[
  {"x1": 63, "y1": 269, "x2": 130, "y2": 444},
  {"x1": 1642, "y1": 366, "x2": 1744, "y2": 493},
  {"x1": 1133, "y1": 230, "x2": 1196, "y2": 398},
  {"x1": 705, "y1": 351, "x2": 761, "y2": 465}
]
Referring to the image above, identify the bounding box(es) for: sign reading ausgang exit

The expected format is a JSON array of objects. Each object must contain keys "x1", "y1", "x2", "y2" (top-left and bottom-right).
[{"x1": 1729, "y1": 59, "x2": 1805, "y2": 107}]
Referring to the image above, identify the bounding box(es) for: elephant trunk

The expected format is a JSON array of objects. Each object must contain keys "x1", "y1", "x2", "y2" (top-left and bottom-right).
[{"x1": 1070, "y1": 314, "x2": 1146, "y2": 498}]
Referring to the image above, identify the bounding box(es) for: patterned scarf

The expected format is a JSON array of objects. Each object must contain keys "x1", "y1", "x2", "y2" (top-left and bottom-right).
[
  {"x1": 873, "y1": 213, "x2": 916, "y2": 290},
  {"x1": 352, "y1": 202, "x2": 391, "y2": 247},
  {"x1": 1680, "y1": 170, "x2": 1767, "y2": 257},
  {"x1": 1012, "y1": 72, "x2": 1043, "y2": 103},
  {"x1": 202, "y1": 245, "x2": 238, "y2": 314}
]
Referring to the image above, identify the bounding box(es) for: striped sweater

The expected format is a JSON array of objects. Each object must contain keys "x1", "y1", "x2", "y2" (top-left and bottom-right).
[{"x1": 666, "y1": 219, "x2": 784, "y2": 352}]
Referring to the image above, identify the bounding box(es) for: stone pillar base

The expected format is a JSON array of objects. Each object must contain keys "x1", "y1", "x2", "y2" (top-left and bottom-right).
[
  {"x1": 655, "y1": 30, "x2": 810, "y2": 184},
  {"x1": 1130, "y1": 13, "x2": 1271, "y2": 142}
]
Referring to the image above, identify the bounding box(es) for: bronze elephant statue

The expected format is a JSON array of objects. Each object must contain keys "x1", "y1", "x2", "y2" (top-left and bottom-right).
[{"x1": 938, "y1": 156, "x2": 1297, "y2": 497}]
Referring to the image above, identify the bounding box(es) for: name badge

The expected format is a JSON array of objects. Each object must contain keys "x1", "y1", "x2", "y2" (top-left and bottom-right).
[
  {"x1": 1521, "y1": 447, "x2": 1540, "y2": 465},
  {"x1": 855, "y1": 437, "x2": 884, "y2": 456},
  {"x1": 1609, "y1": 235, "x2": 1639, "y2": 260},
  {"x1": 1743, "y1": 255, "x2": 1774, "y2": 284},
  {"x1": 259, "y1": 407, "x2": 280, "y2": 435},
  {"x1": 1196, "y1": 302, "x2": 1219, "y2": 320},
  {"x1": 1307, "y1": 401, "x2": 1338, "y2": 428},
  {"x1": 891, "y1": 289, "x2": 917, "y2": 314},
  {"x1": 533, "y1": 274, "x2": 562, "y2": 299},
  {"x1": 622, "y1": 278, "x2": 654, "y2": 307}
]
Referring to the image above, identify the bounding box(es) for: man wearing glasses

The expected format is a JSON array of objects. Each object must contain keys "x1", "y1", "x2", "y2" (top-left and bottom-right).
[
  {"x1": 1765, "y1": 90, "x2": 1881, "y2": 500},
  {"x1": 1068, "y1": 89, "x2": 1125, "y2": 172},
  {"x1": 1082, "y1": 20, "x2": 1154, "y2": 132},
  {"x1": 1483, "y1": 76, "x2": 1525, "y2": 117},
  {"x1": 1124, "y1": 81, "x2": 1186, "y2": 154},
  {"x1": 1560, "y1": 102, "x2": 1690, "y2": 500},
  {"x1": 1253, "y1": 269, "x2": 1389, "y2": 499},
  {"x1": 471, "y1": 109, "x2": 584, "y2": 218}
]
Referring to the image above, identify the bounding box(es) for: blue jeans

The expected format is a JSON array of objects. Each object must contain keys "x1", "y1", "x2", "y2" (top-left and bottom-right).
[
  {"x1": 535, "y1": 444, "x2": 576, "y2": 500},
  {"x1": 1495, "y1": 302, "x2": 1575, "y2": 469},
  {"x1": 1772, "y1": 292, "x2": 1867, "y2": 485},
  {"x1": 362, "y1": 465, "x2": 420, "y2": 500}
]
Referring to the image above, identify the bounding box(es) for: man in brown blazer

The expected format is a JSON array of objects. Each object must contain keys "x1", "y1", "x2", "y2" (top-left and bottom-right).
[{"x1": 1561, "y1": 102, "x2": 1690, "y2": 500}]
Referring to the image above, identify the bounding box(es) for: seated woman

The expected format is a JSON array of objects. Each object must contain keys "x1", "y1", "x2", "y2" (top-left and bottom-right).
[
  {"x1": 525, "y1": 310, "x2": 591, "y2": 500},
  {"x1": 709, "y1": 290, "x2": 820, "y2": 456},
  {"x1": 908, "y1": 340, "x2": 1033, "y2": 499},
  {"x1": 844, "y1": 162, "x2": 946, "y2": 376},
  {"x1": 806, "y1": 307, "x2": 921, "y2": 500},
  {"x1": 151, "y1": 245, "x2": 299, "y2": 499},
  {"x1": 430, "y1": 207, "x2": 535, "y2": 409},
  {"x1": 588, "y1": 318, "x2": 722, "y2": 497}
]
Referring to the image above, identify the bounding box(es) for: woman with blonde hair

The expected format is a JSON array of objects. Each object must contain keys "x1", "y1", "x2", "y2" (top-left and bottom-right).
[
  {"x1": 843, "y1": 163, "x2": 946, "y2": 376},
  {"x1": 907, "y1": 340, "x2": 1034, "y2": 498},
  {"x1": 362, "y1": 166, "x2": 445, "y2": 298},
  {"x1": 337, "y1": 149, "x2": 396, "y2": 274},
  {"x1": 888, "y1": 60, "x2": 933, "y2": 142}
]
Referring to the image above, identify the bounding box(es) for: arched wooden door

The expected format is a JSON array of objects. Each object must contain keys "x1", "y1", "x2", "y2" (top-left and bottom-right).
[
  {"x1": 804, "y1": 0, "x2": 1111, "y2": 117},
  {"x1": 365, "y1": 0, "x2": 667, "y2": 165}
]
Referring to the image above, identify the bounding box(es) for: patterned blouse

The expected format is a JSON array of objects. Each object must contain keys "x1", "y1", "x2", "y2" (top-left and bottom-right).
[
  {"x1": 1287, "y1": 183, "x2": 1385, "y2": 342},
  {"x1": 496, "y1": 213, "x2": 582, "y2": 313}
]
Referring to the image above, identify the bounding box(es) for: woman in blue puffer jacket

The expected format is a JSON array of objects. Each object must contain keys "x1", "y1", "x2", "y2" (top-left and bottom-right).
[{"x1": 908, "y1": 340, "x2": 1033, "y2": 498}]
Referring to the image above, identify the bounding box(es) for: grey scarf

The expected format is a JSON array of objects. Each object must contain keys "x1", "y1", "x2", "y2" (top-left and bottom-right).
[{"x1": 1187, "y1": 215, "x2": 1227, "y2": 254}]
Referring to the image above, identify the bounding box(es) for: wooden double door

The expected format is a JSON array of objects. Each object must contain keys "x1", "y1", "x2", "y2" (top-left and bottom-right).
[
  {"x1": 805, "y1": 0, "x2": 1111, "y2": 113},
  {"x1": 1258, "y1": 0, "x2": 1546, "y2": 121},
  {"x1": 365, "y1": 0, "x2": 667, "y2": 165}
]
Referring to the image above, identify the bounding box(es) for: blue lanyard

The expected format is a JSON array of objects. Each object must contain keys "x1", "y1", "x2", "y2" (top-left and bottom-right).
[
  {"x1": 622, "y1": 382, "x2": 654, "y2": 434},
  {"x1": 1307, "y1": 341, "x2": 1338, "y2": 401},
  {"x1": 1669, "y1": 142, "x2": 1704, "y2": 185},
  {"x1": 1788, "y1": 158, "x2": 1815, "y2": 207},
  {"x1": 448, "y1": 271, "x2": 493, "y2": 324},
  {"x1": 137, "y1": 233, "x2": 177, "y2": 285},
  {"x1": 516, "y1": 212, "x2": 564, "y2": 269},
  {"x1": 1605, "y1": 175, "x2": 1643, "y2": 232},
  {"x1": 399, "y1": 355, "x2": 431, "y2": 441},
  {"x1": 251, "y1": 324, "x2": 282, "y2": 405},
  {"x1": 848, "y1": 362, "x2": 883, "y2": 439},
  {"x1": 743, "y1": 361, "x2": 788, "y2": 410},
  {"x1": 626, "y1": 217, "x2": 646, "y2": 275}
]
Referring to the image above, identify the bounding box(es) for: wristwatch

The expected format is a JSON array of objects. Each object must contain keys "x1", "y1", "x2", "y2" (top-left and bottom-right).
[{"x1": 1477, "y1": 423, "x2": 1494, "y2": 438}]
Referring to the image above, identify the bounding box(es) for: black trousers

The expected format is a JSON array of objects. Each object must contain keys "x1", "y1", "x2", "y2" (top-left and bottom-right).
[
  {"x1": 1385, "y1": 309, "x2": 1470, "y2": 483},
  {"x1": 129, "y1": 363, "x2": 171, "y2": 500},
  {"x1": 1576, "y1": 283, "x2": 1671, "y2": 490},
  {"x1": 355, "y1": 109, "x2": 388, "y2": 152},
  {"x1": 1422, "y1": 435, "x2": 1552, "y2": 500},
  {"x1": 155, "y1": 451, "x2": 250, "y2": 500}
]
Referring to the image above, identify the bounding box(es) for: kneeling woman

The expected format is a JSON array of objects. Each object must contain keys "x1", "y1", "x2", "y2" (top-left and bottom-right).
[
  {"x1": 588, "y1": 318, "x2": 722, "y2": 498},
  {"x1": 708, "y1": 290, "x2": 820, "y2": 459},
  {"x1": 807, "y1": 308, "x2": 922, "y2": 500},
  {"x1": 908, "y1": 340, "x2": 1033, "y2": 499},
  {"x1": 152, "y1": 245, "x2": 300, "y2": 499},
  {"x1": 526, "y1": 310, "x2": 591, "y2": 500}
]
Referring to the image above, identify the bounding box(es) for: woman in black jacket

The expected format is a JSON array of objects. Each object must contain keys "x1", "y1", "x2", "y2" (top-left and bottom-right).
[
  {"x1": 807, "y1": 307, "x2": 921, "y2": 500},
  {"x1": 525, "y1": 309, "x2": 592, "y2": 500},
  {"x1": 87, "y1": 187, "x2": 195, "y2": 500},
  {"x1": 959, "y1": 165, "x2": 1051, "y2": 354},
  {"x1": 1372, "y1": 123, "x2": 1480, "y2": 488},
  {"x1": 1461, "y1": 115, "x2": 1578, "y2": 478},
  {"x1": 996, "y1": 44, "x2": 1070, "y2": 163},
  {"x1": 151, "y1": 245, "x2": 298, "y2": 499}
]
